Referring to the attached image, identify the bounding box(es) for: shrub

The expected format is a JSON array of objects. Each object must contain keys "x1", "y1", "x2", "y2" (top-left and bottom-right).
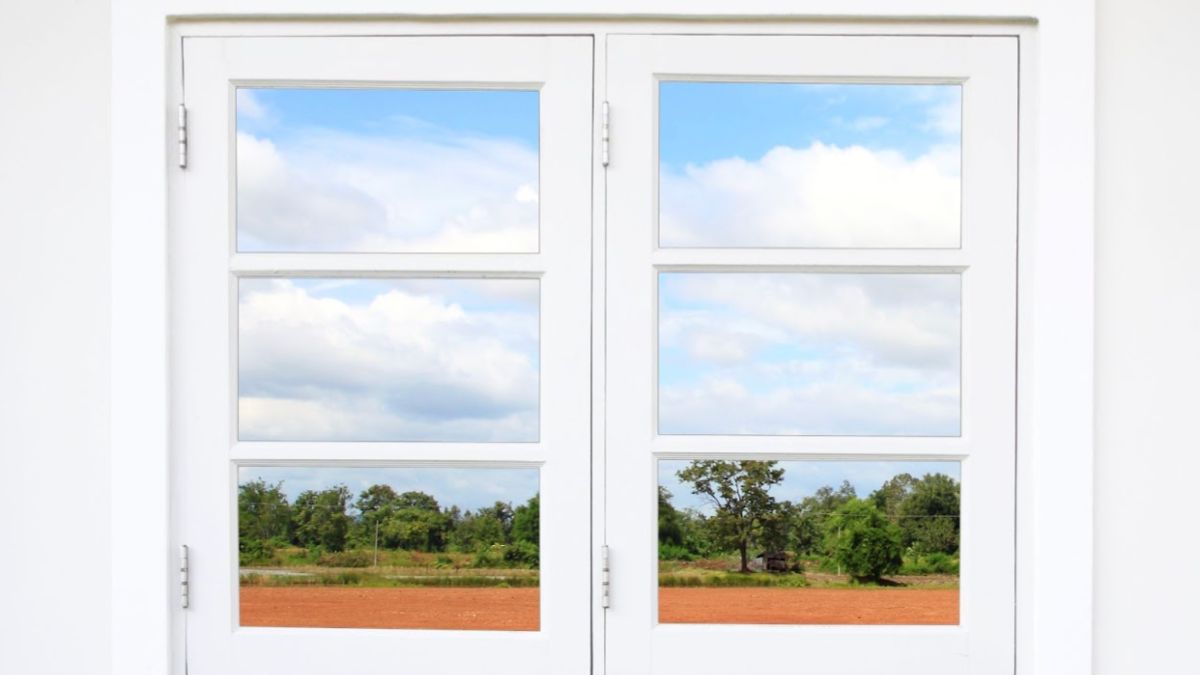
[
  {"x1": 658, "y1": 543, "x2": 695, "y2": 561},
  {"x1": 824, "y1": 499, "x2": 904, "y2": 582},
  {"x1": 315, "y1": 549, "x2": 372, "y2": 568}
]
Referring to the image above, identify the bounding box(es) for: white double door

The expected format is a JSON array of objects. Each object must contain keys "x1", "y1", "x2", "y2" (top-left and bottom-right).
[{"x1": 175, "y1": 32, "x2": 1017, "y2": 675}]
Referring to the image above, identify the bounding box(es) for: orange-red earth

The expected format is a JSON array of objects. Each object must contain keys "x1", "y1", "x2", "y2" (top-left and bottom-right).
[{"x1": 239, "y1": 586, "x2": 957, "y2": 629}]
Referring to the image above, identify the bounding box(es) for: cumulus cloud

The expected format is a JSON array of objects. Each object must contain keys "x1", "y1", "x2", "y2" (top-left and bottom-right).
[
  {"x1": 238, "y1": 278, "x2": 539, "y2": 442},
  {"x1": 236, "y1": 128, "x2": 538, "y2": 252},
  {"x1": 659, "y1": 273, "x2": 960, "y2": 436},
  {"x1": 659, "y1": 141, "x2": 960, "y2": 248}
]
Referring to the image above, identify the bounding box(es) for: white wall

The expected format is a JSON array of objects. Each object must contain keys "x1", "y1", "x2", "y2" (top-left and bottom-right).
[
  {"x1": 1094, "y1": 1, "x2": 1200, "y2": 673},
  {"x1": 0, "y1": 2, "x2": 112, "y2": 674},
  {"x1": 1, "y1": 1, "x2": 1198, "y2": 673}
]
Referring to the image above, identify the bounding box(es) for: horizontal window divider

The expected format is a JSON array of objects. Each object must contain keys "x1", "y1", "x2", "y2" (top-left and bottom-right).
[
  {"x1": 230, "y1": 253, "x2": 546, "y2": 277},
  {"x1": 651, "y1": 435, "x2": 968, "y2": 459},
  {"x1": 230, "y1": 441, "x2": 547, "y2": 465},
  {"x1": 651, "y1": 248, "x2": 969, "y2": 272}
]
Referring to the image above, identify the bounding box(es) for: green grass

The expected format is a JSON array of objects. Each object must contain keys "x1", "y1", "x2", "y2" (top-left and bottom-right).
[
  {"x1": 240, "y1": 570, "x2": 539, "y2": 588},
  {"x1": 658, "y1": 569, "x2": 809, "y2": 588}
]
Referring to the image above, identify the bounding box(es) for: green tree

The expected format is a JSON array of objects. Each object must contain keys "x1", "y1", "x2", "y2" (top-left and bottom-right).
[
  {"x1": 353, "y1": 484, "x2": 399, "y2": 549},
  {"x1": 869, "y1": 473, "x2": 917, "y2": 518},
  {"x1": 376, "y1": 491, "x2": 450, "y2": 552},
  {"x1": 238, "y1": 479, "x2": 291, "y2": 543},
  {"x1": 449, "y1": 501, "x2": 513, "y2": 552},
  {"x1": 290, "y1": 485, "x2": 353, "y2": 552},
  {"x1": 824, "y1": 498, "x2": 903, "y2": 582},
  {"x1": 677, "y1": 460, "x2": 785, "y2": 573},
  {"x1": 658, "y1": 486, "x2": 685, "y2": 547},
  {"x1": 508, "y1": 494, "x2": 539, "y2": 567},
  {"x1": 790, "y1": 480, "x2": 857, "y2": 555},
  {"x1": 237, "y1": 479, "x2": 291, "y2": 562},
  {"x1": 899, "y1": 473, "x2": 961, "y2": 555}
]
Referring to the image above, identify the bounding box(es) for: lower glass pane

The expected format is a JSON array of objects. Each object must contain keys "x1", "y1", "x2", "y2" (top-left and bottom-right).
[
  {"x1": 237, "y1": 465, "x2": 540, "y2": 631},
  {"x1": 658, "y1": 459, "x2": 960, "y2": 625}
]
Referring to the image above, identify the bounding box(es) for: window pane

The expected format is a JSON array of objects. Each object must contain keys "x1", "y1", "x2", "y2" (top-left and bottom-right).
[
  {"x1": 658, "y1": 459, "x2": 960, "y2": 625},
  {"x1": 236, "y1": 88, "x2": 539, "y2": 252},
  {"x1": 659, "y1": 82, "x2": 961, "y2": 248},
  {"x1": 659, "y1": 273, "x2": 960, "y2": 436},
  {"x1": 238, "y1": 465, "x2": 540, "y2": 631},
  {"x1": 238, "y1": 278, "x2": 539, "y2": 442}
]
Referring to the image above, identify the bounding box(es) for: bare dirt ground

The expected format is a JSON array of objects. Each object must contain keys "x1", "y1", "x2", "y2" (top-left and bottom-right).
[
  {"x1": 240, "y1": 587, "x2": 539, "y2": 631},
  {"x1": 240, "y1": 586, "x2": 956, "y2": 629},
  {"x1": 659, "y1": 587, "x2": 959, "y2": 625}
]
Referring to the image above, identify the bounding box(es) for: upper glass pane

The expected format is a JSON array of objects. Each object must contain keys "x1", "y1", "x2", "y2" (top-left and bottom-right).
[
  {"x1": 659, "y1": 82, "x2": 961, "y2": 248},
  {"x1": 236, "y1": 88, "x2": 540, "y2": 253},
  {"x1": 238, "y1": 277, "x2": 539, "y2": 442},
  {"x1": 659, "y1": 273, "x2": 960, "y2": 436}
]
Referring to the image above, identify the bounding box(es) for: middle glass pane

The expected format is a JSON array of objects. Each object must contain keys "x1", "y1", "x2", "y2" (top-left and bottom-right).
[
  {"x1": 659, "y1": 272, "x2": 961, "y2": 436},
  {"x1": 238, "y1": 277, "x2": 540, "y2": 442}
]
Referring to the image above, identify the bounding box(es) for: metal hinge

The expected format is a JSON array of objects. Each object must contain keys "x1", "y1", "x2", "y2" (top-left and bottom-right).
[
  {"x1": 180, "y1": 544, "x2": 190, "y2": 609},
  {"x1": 601, "y1": 545, "x2": 611, "y2": 608},
  {"x1": 601, "y1": 101, "x2": 610, "y2": 167},
  {"x1": 177, "y1": 104, "x2": 188, "y2": 169}
]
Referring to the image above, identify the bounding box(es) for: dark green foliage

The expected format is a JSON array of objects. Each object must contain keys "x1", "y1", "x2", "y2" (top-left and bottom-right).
[
  {"x1": 657, "y1": 463, "x2": 961, "y2": 582},
  {"x1": 290, "y1": 485, "x2": 353, "y2": 552},
  {"x1": 238, "y1": 480, "x2": 291, "y2": 563},
  {"x1": 511, "y1": 494, "x2": 539, "y2": 547},
  {"x1": 658, "y1": 486, "x2": 685, "y2": 547},
  {"x1": 238, "y1": 481, "x2": 541, "y2": 569},
  {"x1": 677, "y1": 460, "x2": 785, "y2": 572},
  {"x1": 789, "y1": 481, "x2": 857, "y2": 555},
  {"x1": 898, "y1": 473, "x2": 960, "y2": 555},
  {"x1": 823, "y1": 498, "x2": 904, "y2": 582}
]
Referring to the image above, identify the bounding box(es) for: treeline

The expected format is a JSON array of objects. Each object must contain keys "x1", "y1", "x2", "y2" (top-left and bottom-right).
[
  {"x1": 659, "y1": 461, "x2": 960, "y2": 582},
  {"x1": 239, "y1": 480, "x2": 540, "y2": 568}
]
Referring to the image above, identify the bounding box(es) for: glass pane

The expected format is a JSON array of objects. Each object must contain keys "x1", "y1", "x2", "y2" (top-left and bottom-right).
[
  {"x1": 658, "y1": 459, "x2": 960, "y2": 625},
  {"x1": 659, "y1": 273, "x2": 960, "y2": 436},
  {"x1": 659, "y1": 82, "x2": 961, "y2": 248},
  {"x1": 236, "y1": 88, "x2": 539, "y2": 253},
  {"x1": 238, "y1": 278, "x2": 539, "y2": 442},
  {"x1": 238, "y1": 465, "x2": 540, "y2": 630}
]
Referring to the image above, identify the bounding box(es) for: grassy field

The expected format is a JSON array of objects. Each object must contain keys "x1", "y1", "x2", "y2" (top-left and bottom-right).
[
  {"x1": 241, "y1": 547, "x2": 538, "y2": 588},
  {"x1": 658, "y1": 555, "x2": 959, "y2": 590}
]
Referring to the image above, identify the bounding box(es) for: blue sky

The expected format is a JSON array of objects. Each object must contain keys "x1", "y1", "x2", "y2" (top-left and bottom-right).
[
  {"x1": 658, "y1": 82, "x2": 962, "y2": 248},
  {"x1": 660, "y1": 82, "x2": 960, "y2": 168},
  {"x1": 239, "y1": 465, "x2": 538, "y2": 513},
  {"x1": 659, "y1": 459, "x2": 960, "y2": 514},
  {"x1": 236, "y1": 88, "x2": 540, "y2": 252},
  {"x1": 238, "y1": 88, "x2": 539, "y2": 146}
]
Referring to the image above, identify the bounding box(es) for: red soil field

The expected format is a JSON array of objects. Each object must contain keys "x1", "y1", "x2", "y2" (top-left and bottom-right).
[
  {"x1": 660, "y1": 587, "x2": 959, "y2": 625},
  {"x1": 241, "y1": 586, "x2": 956, "y2": 629},
  {"x1": 240, "y1": 587, "x2": 540, "y2": 631}
]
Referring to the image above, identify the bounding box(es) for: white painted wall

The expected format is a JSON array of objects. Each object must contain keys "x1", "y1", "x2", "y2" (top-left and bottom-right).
[
  {"x1": 1, "y1": 1, "x2": 1198, "y2": 673},
  {"x1": 0, "y1": 2, "x2": 112, "y2": 675},
  {"x1": 1094, "y1": 1, "x2": 1200, "y2": 673}
]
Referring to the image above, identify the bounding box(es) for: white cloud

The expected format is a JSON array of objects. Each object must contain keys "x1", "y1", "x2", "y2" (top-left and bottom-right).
[
  {"x1": 236, "y1": 128, "x2": 538, "y2": 252},
  {"x1": 659, "y1": 273, "x2": 960, "y2": 436},
  {"x1": 236, "y1": 89, "x2": 270, "y2": 122},
  {"x1": 660, "y1": 141, "x2": 960, "y2": 247},
  {"x1": 924, "y1": 100, "x2": 962, "y2": 137},
  {"x1": 238, "y1": 279, "x2": 539, "y2": 442}
]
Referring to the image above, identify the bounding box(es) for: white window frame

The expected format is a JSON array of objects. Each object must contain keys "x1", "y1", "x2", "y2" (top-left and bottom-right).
[{"x1": 112, "y1": 5, "x2": 1093, "y2": 675}]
